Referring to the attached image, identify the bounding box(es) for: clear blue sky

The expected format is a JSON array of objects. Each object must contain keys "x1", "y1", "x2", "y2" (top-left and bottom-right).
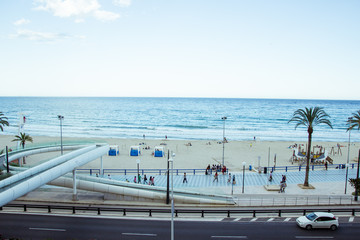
[{"x1": 0, "y1": 0, "x2": 359, "y2": 99}]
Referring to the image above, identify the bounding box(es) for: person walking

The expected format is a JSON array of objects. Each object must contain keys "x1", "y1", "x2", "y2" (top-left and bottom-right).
[
  {"x1": 213, "y1": 172, "x2": 218, "y2": 182},
  {"x1": 143, "y1": 174, "x2": 148, "y2": 184},
  {"x1": 183, "y1": 172, "x2": 188, "y2": 183},
  {"x1": 227, "y1": 173, "x2": 231, "y2": 183}
]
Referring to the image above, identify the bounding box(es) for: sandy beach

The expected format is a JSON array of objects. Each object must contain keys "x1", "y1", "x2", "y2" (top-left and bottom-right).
[{"x1": 1, "y1": 135, "x2": 359, "y2": 172}]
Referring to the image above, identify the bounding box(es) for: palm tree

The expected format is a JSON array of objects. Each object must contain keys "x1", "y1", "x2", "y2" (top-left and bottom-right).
[
  {"x1": 12, "y1": 133, "x2": 33, "y2": 164},
  {"x1": 347, "y1": 110, "x2": 360, "y2": 131},
  {"x1": 0, "y1": 112, "x2": 9, "y2": 131},
  {"x1": 347, "y1": 110, "x2": 360, "y2": 200},
  {"x1": 289, "y1": 107, "x2": 333, "y2": 187}
]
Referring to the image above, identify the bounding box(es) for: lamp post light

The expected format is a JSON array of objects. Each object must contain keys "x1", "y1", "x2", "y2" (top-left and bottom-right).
[
  {"x1": 57, "y1": 115, "x2": 64, "y2": 155},
  {"x1": 231, "y1": 173, "x2": 234, "y2": 195},
  {"x1": 345, "y1": 117, "x2": 353, "y2": 194},
  {"x1": 136, "y1": 159, "x2": 140, "y2": 183},
  {"x1": 242, "y1": 161, "x2": 246, "y2": 193},
  {"x1": 221, "y1": 116, "x2": 227, "y2": 167},
  {"x1": 166, "y1": 149, "x2": 170, "y2": 204},
  {"x1": 355, "y1": 149, "x2": 360, "y2": 201},
  {"x1": 168, "y1": 153, "x2": 175, "y2": 240}
]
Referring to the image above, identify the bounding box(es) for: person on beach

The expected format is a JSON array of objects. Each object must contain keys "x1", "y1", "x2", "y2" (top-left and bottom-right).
[
  {"x1": 213, "y1": 172, "x2": 218, "y2": 182},
  {"x1": 183, "y1": 172, "x2": 188, "y2": 183}
]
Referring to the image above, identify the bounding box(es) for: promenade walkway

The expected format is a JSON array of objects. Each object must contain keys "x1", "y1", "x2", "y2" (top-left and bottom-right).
[{"x1": 104, "y1": 168, "x2": 358, "y2": 190}]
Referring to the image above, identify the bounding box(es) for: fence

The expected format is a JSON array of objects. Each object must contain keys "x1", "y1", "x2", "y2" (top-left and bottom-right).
[
  {"x1": 2, "y1": 203, "x2": 360, "y2": 218},
  {"x1": 76, "y1": 163, "x2": 356, "y2": 177},
  {"x1": 234, "y1": 195, "x2": 360, "y2": 207}
]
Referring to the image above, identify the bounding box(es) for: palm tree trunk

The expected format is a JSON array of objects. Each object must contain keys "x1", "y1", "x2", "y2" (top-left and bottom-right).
[
  {"x1": 22, "y1": 142, "x2": 26, "y2": 164},
  {"x1": 304, "y1": 131, "x2": 312, "y2": 187}
]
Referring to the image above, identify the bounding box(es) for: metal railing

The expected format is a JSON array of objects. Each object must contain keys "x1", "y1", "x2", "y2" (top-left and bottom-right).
[
  {"x1": 76, "y1": 163, "x2": 355, "y2": 176},
  {"x1": 234, "y1": 195, "x2": 360, "y2": 207},
  {"x1": 2, "y1": 203, "x2": 360, "y2": 218}
]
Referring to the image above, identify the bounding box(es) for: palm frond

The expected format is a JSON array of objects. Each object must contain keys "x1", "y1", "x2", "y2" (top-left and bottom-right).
[{"x1": 347, "y1": 110, "x2": 360, "y2": 131}]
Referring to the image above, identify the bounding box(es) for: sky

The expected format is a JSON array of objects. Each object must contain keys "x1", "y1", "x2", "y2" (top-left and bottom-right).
[{"x1": 0, "y1": 0, "x2": 359, "y2": 100}]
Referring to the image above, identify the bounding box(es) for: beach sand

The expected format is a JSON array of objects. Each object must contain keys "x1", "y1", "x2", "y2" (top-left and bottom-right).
[{"x1": 1, "y1": 135, "x2": 359, "y2": 172}]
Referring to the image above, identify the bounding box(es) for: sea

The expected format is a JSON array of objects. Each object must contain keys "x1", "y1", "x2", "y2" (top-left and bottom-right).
[{"x1": 0, "y1": 97, "x2": 359, "y2": 142}]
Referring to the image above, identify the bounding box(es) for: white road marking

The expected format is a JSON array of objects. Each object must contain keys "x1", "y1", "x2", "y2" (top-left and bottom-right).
[
  {"x1": 295, "y1": 237, "x2": 334, "y2": 239},
  {"x1": 234, "y1": 218, "x2": 241, "y2": 221},
  {"x1": 211, "y1": 236, "x2": 247, "y2": 239},
  {"x1": 284, "y1": 217, "x2": 291, "y2": 221},
  {"x1": 250, "y1": 218, "x2": 258, "y2": 222},
  {"x1": 29, "y1": 227, "x2": 66, "y2": 232},
  {"x1": 122, "y1": 233, "x2": 157, "y2": 237},
  {"x1": 349, "y1": 217, "x2": 354, "y2": 222},
  {"x1": 267, "y1": 218, "x2": 274, "y2": 222}
]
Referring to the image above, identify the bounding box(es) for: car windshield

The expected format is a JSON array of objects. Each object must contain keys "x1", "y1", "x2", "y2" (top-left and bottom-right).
[{"x1": 306, "y1": 213, "x2": 318, "y2": 221}]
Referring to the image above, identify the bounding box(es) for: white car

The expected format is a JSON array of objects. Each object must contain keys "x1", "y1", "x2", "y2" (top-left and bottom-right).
[{"x1": 296, "y1": 212, "x2": 339, "y2": 230}]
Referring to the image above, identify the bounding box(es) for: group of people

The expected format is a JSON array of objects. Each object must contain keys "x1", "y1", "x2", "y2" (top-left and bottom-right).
[
  {"x1": 227, "y1": 173, "x2": 236, "y2": 185},
  {"x1": 205, "y1": 164, "x2": 227, "y2": 175},
  {"x1": 128, "y1": 174, "x2": 155, "y2": 186}
]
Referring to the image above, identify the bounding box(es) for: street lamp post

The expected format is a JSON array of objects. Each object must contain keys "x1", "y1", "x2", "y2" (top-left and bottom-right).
[
  {"x1": 222, "y1": 116, "x2": 227, "y2": 167},
  {"x1": 231, "y1": 173, "x2": 234, "y2": 195},
  {"x1": 168, "y1": 153, "x2": 175, "y2": 240},
  {"x1": 136, "y1": 159, "x2": 140, "y2": 183},
  {"x1": 345, "y1": 117, "x2": 353, "y2": 194},
  {"x1": 354, "y1": 149, "x2": 360, "y2": 201},
  {"x1": 58, "y1": 115, "x2": 64, "y2": 155},
  {"x1": 166, "y1": 150, "x2": 170, "y2": 204},
  {"x1": 242, "y1": 161, "x2": 246, "y2": 193}
]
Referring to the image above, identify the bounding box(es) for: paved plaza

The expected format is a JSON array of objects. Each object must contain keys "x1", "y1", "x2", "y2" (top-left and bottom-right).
[{"x1": 103, "y1": 168, "x2": 359, "y2": 196}]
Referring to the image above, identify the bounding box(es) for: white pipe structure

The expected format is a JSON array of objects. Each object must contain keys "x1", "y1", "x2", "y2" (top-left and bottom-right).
[
  {"x1": 2, "y1": 145, "x2": 89, "y2": 169},
  {"x1": 73, "y1": 174, "x2": 234, "y2": 203},
  {"x1": 49, "y1": 176, "x2": 232, "y2": 205},
  {"x1": 0, "y1": 145, "x2": 96, "y2": 189},
  {"x1": 0, "y1": 145, "x2": 109, "y2": 207}
]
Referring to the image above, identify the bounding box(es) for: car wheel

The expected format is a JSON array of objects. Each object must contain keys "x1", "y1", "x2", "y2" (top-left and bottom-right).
[
  {"x1": 305, "y1": 225, "x2": 312, "y2": 230},
  {"x1": 330, "y1": 225, "x2": 338, "y2": 231}
]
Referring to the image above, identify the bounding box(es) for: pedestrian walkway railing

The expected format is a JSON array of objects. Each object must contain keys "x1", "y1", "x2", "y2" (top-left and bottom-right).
[
  {"x1": 234, "y1": 195, "x2": 360, "y2": 207},
  {"x1": 2, "y1": 203, "x2": 360, "y2": 218},
  {"x1": 77, "y1": 163, "x2": 356, "y2": 176},
  {"x1": 77, "y1": 168, "x2": 214, "y2": 176}
]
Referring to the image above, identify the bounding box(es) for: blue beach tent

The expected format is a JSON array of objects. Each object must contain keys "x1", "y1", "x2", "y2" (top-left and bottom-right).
[
  {"x1": 154, "y1": 146, "x2": 164, "y2": 157},
  {"x1": 108, "y1": 145, "x2": 119, "y2": 156},
  {"x1": 130, "y1": 146, "x2": 141, "y2": 156}
]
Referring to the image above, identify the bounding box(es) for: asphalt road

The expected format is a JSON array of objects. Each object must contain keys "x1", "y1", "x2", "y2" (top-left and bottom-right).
[{"x1": 1, "y1": 213, "x2": 360, "y2": 240}]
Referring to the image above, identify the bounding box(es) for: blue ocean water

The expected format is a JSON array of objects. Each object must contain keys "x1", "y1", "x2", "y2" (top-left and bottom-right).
[{"x1": 0, "y1": 97, "x2": 359, "y2": 142}]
